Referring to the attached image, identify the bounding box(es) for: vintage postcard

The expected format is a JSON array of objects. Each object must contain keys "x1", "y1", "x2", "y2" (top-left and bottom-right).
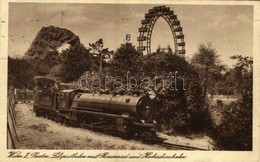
[{"x1": 0, "y1": 0, "x2": 259, "y2": 162}]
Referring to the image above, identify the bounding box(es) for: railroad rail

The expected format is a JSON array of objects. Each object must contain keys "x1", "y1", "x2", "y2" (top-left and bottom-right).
[
  {"x1": 141, "y1": 136, "x2": 209, "y2": 150},
  {"x1": 158, "y1": 141, "x2": 209, "y2": 150}
]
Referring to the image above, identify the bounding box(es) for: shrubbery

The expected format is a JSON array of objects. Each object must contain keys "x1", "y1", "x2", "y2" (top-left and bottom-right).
[
  {"x1": 210, "y1": 56, "x2": 252, "y2": 150},
  {"x1": 140, "y1": 52, "x2": 211, "y2": 133},
  {"x1": 210, "y1": 100, "x2": 252, "y2": 150}
]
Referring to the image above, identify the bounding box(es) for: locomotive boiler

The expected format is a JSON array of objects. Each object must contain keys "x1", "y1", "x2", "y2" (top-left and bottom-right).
[{"x1": 33, "y1": 76, "x2": 161, "y2": 141}]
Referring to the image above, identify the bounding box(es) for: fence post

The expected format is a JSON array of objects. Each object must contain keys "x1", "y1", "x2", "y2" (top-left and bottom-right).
[
  {"x1": 7, "y1": 123, "x2": 16, "y2": 149},
  {"x1": 7, "y1": 90, "x2": 20, "y2": 149}
]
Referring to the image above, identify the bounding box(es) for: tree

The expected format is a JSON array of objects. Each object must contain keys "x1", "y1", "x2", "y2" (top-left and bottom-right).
[
  {"x1": 191, "y1": 43, "x2": 223, "y2": 98},
  {"x1": 55, "y1": 44, "x2": 93, "y2": 82},
  {"x1": 214, "y1": 71, "x2": 234, "y2": 97},
  {"x1": 109, "y1": 43, "x2": 142, "y2": 76},
  {"x1": 230, "y1": 55, "x2": 253, "y2": 99},
  {"x1": 140, "y1": 51, "x2": 210, "y2": 132},
  {"x1": 8, "y1": 57, "x2": 50, "y2": 89},
  {"x1": 210, "y1": 55, "x2": 253, "y2": 150},
  {"x1": 89, "y1": 38, "x2": 113, "y2": 73}
]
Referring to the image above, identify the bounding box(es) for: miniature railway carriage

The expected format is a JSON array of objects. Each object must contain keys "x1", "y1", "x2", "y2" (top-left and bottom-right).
[{"x1": 33, "y1": 76, "x2": 161, "y2": 141}]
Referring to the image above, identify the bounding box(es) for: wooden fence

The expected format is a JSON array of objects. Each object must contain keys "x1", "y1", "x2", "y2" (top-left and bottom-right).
[
  {"x1": 7, "y1": 89, "x2": 33, "y2": 149},
  {"x1": 14, "y1": 89, "x2": 34, "y2": 103}
]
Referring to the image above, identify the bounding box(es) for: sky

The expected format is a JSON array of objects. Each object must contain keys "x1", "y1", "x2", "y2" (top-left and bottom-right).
[{"x1": 8, "y1": 3, "x2": 253, "y2": 67}]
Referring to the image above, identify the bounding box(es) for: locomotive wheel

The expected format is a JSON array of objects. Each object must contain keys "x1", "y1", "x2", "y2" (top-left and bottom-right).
[
  {"x1": 54, "y1": 115, "x2": 58, "y2": 122},
  {"x1": 80, "y1": 117, "x2": 87, "y2": 128},
  {"x1": 80, "y1": 116, "x2": 94, "y2": 129},
  {"x1": 60, "y1": 118, "x2": 64, "y2": 124},
  {"x1": 56, "y1": 115, "x2": 62, "y2": 123},
  {"x1": 61, "y1": 117, "x2": 66, "y2": 125},
  {"x1": 64, "y1": 118, "x2": 69, "y2": 126},
  {"x1": 60, "y1": 117, "x2": 68, "y2": 125}
]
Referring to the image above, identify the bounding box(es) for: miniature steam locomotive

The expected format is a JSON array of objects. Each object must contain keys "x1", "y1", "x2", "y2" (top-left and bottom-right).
[{"x1": 33, "y1": 76, "x2": 161, "y2": 141}]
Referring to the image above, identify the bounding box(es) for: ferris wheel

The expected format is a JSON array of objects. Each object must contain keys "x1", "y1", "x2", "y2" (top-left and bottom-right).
[{"x1": 137, "y1": 6, "x2": 185, "y2": 57}]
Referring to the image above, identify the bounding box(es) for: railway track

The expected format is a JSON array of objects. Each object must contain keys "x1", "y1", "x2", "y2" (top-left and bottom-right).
[
  {"x1": 42, "y1": 116, "x2": 210, "y2": 150},
  {"x1": 141, "y1": 137, "x2": 209, "y2": 150},
  {"x1": 158, "y1": 141, "x2": 209, "y2": 150}
]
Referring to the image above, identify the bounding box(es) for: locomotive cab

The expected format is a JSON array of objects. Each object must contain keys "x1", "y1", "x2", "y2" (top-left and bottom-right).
[
  {"x1": 58, "y1": 89, "x2": 82, "y2": 110},
  {"x1": 33, "y1": 77, "x2": 58, "y2": 108},
  {"x1": 33, "y1": 76, "x2": 60, "y2": 117}
]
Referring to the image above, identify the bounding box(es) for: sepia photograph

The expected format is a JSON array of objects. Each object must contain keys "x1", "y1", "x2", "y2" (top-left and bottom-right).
[{"x1": 1, "y1": 0, "x2": 260, "y2": 161}]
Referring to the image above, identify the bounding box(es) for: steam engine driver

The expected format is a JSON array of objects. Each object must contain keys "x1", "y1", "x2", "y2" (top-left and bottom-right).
[{"x1": 52, "y1": 82, "x2": 60, "y2": 92}]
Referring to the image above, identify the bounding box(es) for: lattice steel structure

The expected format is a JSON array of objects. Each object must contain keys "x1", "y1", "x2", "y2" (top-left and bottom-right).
[{"x1": 137, "y1": 6, "x2": 185, "y2": 57}]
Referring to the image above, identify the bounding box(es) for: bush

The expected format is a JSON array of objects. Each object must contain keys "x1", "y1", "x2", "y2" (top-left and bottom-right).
[
  {"x1": 140, "y1": 52, "x2": 211, "y2": 133},
  {"x1": 210, "y1": 100, "x2": 252, "y2": 150},
  {"x1": 210, "y1": 56, "x2": 252, "y2": 150},
  {"x1": 185, "y1": 76, "x2": 212, "y2": 132}
]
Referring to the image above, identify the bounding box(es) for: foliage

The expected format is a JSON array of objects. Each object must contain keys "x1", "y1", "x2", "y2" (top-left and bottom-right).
[
  {"x1": 141, "y1": 51, "x2": 211, "y2": 133},
  {"x1": 210, "y1": 55, "x2": 253, "y2": 150},
  {"x1": 141, "y1": 50, "x2": 188, "y2": 76},
  {"x1": 230, "y1": 55, "x2": 253, "y2": 98},
  {"x1": 185, "y1": 75, "x2": 211, "y2": 132},
  {"x1": 191, "y1": 43, "x2": 224, "y2": 98},
  {"x1": 8, "y1": 57, "x2": 49, "y2": 89},
  {"x1": 109, "y1": 43, "x2": 142, "y2": 76},
  {"x1": 210, "y1": 100, "x2": 252, "y2": 150},
  {"x1": 230, "y1": 55, "x2": 253, "y2": 72},
  {"x1": 9, "y1": 46, "x2": 93, "y2": 86},
  {"x1": 54, "y1": 44, "x2": 93, "y2": 82},
  {"x1": 208, "y1": 68, "x2": 238, "y2": 97},
  {"x1": 88, "y1": 38, "x2": 113, "y2": 73}
]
